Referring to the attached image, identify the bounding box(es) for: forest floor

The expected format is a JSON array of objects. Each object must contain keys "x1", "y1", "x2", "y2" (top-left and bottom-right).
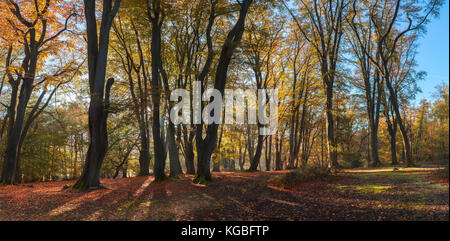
[{"x1": 0, "y1": 167, "x2": 448, "y2": 221}]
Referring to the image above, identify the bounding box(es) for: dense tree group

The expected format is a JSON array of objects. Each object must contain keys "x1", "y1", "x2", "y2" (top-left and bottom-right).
[{"x1": 0, "y1": 0, "x2": 447, "y2": 189}]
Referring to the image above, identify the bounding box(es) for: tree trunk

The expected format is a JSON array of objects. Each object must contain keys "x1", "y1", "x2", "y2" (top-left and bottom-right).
[
  {"x1": 195, "y1": 143, "x2": 212, "y2": 182},
  {"x1": 265, "y1": 135, "x2": 272, "y2": 171},
  {"x1": 390, "y1": 134, "x2": 398, "y2": 166},
  {"x1": 74, "y1": 87, "x2": 111, "y2": 190},
  {"x1": 249, "y1": 134, "x2": 264, "y2": 171},
  {"x1": 325, "y1": 84, "x2": 338, "y2": 168},
  {"x1": 138, "y1": 130, "x2": 151, "y2": 176},
  {"x1": 168, "y1": 121, "x2": 183, "y2": 177},
  {"x1": 213, "y1": 159, "x2": 221, "y2": 172},
  {"x1": 387, "y1": 117, "x2": 398, "y2": 165},
  {"x1": 385, "y1": 76, "x2": 413, "y2": 167},
  {"x1": 275, "y1": 135, "x2": 283, "y2": 170},
  {"x1": 194, "y1": 0, "x2": 253, "y2": 182},
  {"x1": 149, "y1": 1, "x2": 166, "y2": 181},
  {"x1": 369, "y1": 125, "x2": 381, "y2": 166},
  {"x1": 184, "y1": 141, "x2": 195, "y2": 174},
  {"x1": 74, "y1": 0, "x2": 120, "y2": 190}
]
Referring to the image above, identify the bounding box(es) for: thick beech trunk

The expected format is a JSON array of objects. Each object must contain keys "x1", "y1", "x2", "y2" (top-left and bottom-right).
[
  {"x1": 74, "y1": 0, "x2": 121, "y2": 190},
  {"x1": 168, "y1": 121, "x2": 183, "y2": 177},
  {"x1": 184, "y1": 140, "x2": 195, "y2": 174}
]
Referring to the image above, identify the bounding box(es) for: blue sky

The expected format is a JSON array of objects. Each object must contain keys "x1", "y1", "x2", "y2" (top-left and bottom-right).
[{"x1": 415, "y1": 0, "x2": 449, "y2": 102}]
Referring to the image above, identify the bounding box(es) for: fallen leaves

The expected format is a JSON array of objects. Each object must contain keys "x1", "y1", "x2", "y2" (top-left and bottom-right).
[{"x1": 0, "y1": 169, "x2": 448, "y2": 221}]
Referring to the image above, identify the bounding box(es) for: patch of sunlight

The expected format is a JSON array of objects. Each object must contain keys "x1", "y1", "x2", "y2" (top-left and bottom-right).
[
  {"x1": 86, "y1": 210, "x2": 103, "y2": 220},
  {"x1": 118, "y1": 200, "x2": 137, "y2": 212},
  {"x1": 355, "y1": 185, "x2": 393, "y2": 193},
  {"x1": 133, "y1": 176, "x2": 152, "y2": 198},
  {"x1": 345, "y1": 167, "x2": 441, "y2": 173},
  {"x1": 338, "y1": 184, "x2": 393, "y2": 193},
  {"x1": 266, "y1": 197, "x2": 302, "y2": 207},
  {"x1": 139, "y1": 200, "x2": 152, "y2": 208},
  {"x1": 49, "y1": 191, "x2": 110, "y2": 216}
]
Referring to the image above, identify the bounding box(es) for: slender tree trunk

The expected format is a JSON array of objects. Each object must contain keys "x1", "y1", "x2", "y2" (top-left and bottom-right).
[
  {"x1": 246, "y1": 123, "x2": 254, "y2": 162},
  {"x1": 275, "y1": 135, "x2": 283, "y2": 170},
  {"x1": 325, "y1": 83, "x2": 338, "y2": 168},
  {"x1": 149, "y1": 0, "x2": 166, "y2": 181},
  {"x1": 113, "y1": 143, "x2": 134, "y2": 179},
  {"x1": 385, "y1": 75, "x2": 413, "y2": 166},
  {"x1": 390, "y1": 132, "x2": 398, "y2": 165},
  {"x1": 249, "y1": 133, "x2": 264, "y2": 171},
  {"x1": 265, "y1": 135, "x2": 272, "y2": 171},
  {"x1": 386, "y1": 116, "x2": 398, "y2": 165},
  {"x1": 213, "y1": 159, "x2": 221, "y2": 172}
]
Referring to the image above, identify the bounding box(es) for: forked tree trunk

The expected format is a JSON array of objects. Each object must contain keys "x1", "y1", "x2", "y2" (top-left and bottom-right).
[
  {"x1": 384, "y1": 73, "x2": 413, "y2": 167},
  {"x1": 194, "y1": 0, "x2": 253, "y2": 183},
  {"x1": 1, "y1": 24, "x2": 60, "y2": 184},
  {"x1": 74, "y1": 0, "x2": 121, "y2": 190},
  {"x1": 385, "y1": 111, "x2": 398, "y2": 166}
]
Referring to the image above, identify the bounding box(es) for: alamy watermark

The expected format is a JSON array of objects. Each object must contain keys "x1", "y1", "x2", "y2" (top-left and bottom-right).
[{"x1": 169, "y1": 81, "x2": 278, "y2": 135}]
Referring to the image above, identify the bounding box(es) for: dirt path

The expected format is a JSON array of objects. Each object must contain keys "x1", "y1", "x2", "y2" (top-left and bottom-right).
[{"x1": 0, "y1": 168, "x2": 448, "y2": 220}]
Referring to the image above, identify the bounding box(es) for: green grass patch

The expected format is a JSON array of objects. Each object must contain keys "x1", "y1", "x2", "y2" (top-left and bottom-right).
[
  {"x1": 338, "y1": 184, "x2": 393, "y2": 193},
  {"x1": 118, "y1": 200, "x2": 137, "y2": 212}
]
